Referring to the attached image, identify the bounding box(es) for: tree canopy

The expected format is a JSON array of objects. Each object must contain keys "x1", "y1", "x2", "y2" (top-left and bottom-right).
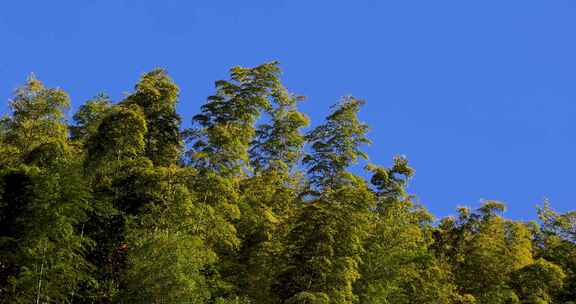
[{"x1": 1, "y1": 62, "x2": 574, "y2": 304}]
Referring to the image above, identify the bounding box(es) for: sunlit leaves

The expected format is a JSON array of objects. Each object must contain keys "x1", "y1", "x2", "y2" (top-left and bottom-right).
[{"x1": 0, "y1": 63, "x2": 574, "y2": 304}]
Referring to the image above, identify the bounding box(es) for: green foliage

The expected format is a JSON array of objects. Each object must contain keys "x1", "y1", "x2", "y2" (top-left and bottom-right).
[
  {"x1": 188, "y1": 62, "x2": 285, "y2": 175},
  {"x1": 70, "y1": 93, "x2": 112, "y2": 143},
  {"x1": 85, "y1": 105, "x2": 148, "y2": 173},
  {"x1": 3, "y1": 75, "x2": 70, "y2": 155},
  {"x1": 0, "y1": 64, "x2": 573, "y2": 304},
  {"x1": 303, "y1": 96, "x2": 370, "y2": 191},
  {"x1": 356, "y1": 158, "x2": 457, "y2": 304},
  {"x1": 275, "y1": 98, "x2": 374, "y2": 304},
  {"x1": 286, "y1": 292, "x2": 330, "y2": 304},
  {"x1": 249, "y1": 83, "x2": 309, "y2": 172},
  {"x1": 533, "y1": 203, "x2": 576, "y2": 303},
  {"x1": 433, "y1": 201, "x2": 539, "y2": 304},
  {"x1": 120, "y1": 167, "x2": 217, "y2": 303},
  {"x1": 0, "y1": 154, "x2": 93, "y2": 303},
  {"x1": 122, "y1": 69, "x2": 182, "y2": 166},
  {"x1": 231, "y1": 167, "x2": 302, "y2": 303},
  {"x1": 511, "y1": 258, "x2": 565, "y2": 303}
]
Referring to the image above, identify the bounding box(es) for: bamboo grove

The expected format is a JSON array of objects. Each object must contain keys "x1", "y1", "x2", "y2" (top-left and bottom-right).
[{"x1": 0, "y1": 62, "x2": 574, "y2": 304}]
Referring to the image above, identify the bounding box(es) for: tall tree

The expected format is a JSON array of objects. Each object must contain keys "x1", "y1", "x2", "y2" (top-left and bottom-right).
[
  {"x1": 187, "y1": 61, "x2": 284, "y2": 175},
  {"x1": 2, "y1": 74, "x2": 70, "y2": 155},
  {"x1": 302, "y1": 96, "x2": 370, "y2": 192},
  {"x1": 354, "y1": 157, "x2": 458, "y2": 304},
  {"x1": 249, "y1": 85, "x2": 309, "y2": 172},
  {"x1": 275, "y1": 97, "x2": 374, "y2": 304},
  {"x1": 433, "y1": 201, "x2": 536, "y2": 304},
  {"x1": 81, "y1": 104, "x2": 151, "y2": 302},
  {"x1": 232, "y1": 70, "x2": 309, "y2": 303},
  {"x1": 184, "y1": 62, "x2": 293, "y2": 301},
  {"x1": 533, "y1": 203, "x2": 576, "y2": 303},
  {"x1": 122, "y1": 69, "x2": 182, "y2": 166},
  {"x1": 0, "y1": 76, "x2": 93, "y2": 303}
]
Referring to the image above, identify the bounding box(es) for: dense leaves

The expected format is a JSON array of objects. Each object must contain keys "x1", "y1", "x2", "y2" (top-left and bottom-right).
[{"x1": 1, "y1": 63, "x2": 574, "y2": 304}]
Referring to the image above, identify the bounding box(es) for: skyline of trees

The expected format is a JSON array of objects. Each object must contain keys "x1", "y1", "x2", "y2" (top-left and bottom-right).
[{"x1": 0, "y1": 62, "x2": 574, "y2": 304}]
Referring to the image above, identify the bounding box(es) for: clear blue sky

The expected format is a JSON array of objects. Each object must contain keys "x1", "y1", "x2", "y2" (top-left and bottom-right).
[{"x1": 1, "y1": 0, "x2": 575, "y2": 219}]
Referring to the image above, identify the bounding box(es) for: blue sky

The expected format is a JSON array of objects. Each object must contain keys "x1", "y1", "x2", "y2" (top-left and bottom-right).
[{"x1": 1, "y1": 0, "x2": 575, "y2": 219}]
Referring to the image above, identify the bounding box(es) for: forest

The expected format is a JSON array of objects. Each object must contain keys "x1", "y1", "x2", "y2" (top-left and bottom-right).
[{"x1": 0, "y1": 61, "x2": 574, "y2": 304}]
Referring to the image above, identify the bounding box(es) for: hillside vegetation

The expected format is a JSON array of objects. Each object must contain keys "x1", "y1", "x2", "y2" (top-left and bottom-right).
[{"x1": 0, "y1": 62, "x2": 574, "y2": 304}]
